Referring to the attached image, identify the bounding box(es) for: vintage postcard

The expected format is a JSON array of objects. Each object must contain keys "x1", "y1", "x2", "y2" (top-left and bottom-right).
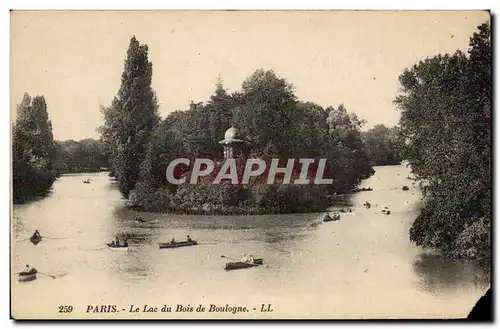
[{"x1": 10, "y1": 10, "x2": 491, "y2": 320}]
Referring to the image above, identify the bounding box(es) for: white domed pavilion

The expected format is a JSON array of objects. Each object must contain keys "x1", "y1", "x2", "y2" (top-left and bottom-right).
[{"x1": 219, "y1": 126, "x2": 244, "y2": 159}]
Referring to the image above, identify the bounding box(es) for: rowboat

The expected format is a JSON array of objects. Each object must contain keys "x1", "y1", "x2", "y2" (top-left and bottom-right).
[
  {"x1": 18, "y1": 269, "x2": 37, "y2": 282},
  {"x1": 351, "y1": 187, "x2": 373, "y2": 192},
  {"x1": 30, "y1": 235, "x2": 42, "y2": 245},
  {"x1": 224, "y1": 259, "x2": 263, "y2": 271},
  {"x1": 159, "y1": 240, "x2": 197, "y2": 249},
  {"x1": 323, "y1": 214, "x2": 340, "y2": 222},
  {"x1": 107, "y1": 243, "x2": 129, "y2": 251}
]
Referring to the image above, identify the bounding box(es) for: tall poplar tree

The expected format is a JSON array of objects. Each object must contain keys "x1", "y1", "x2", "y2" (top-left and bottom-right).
[
  {"x1": 12, "y1": 93, "x2": 57, "y2": 203},
  {"x1": 100, "y1": 36, "x2": 159, "y2": 197}
]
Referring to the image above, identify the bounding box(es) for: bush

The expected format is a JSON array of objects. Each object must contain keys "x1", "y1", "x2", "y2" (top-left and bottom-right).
[
  {"x1": 128, "y1": 181, "x2": 172, "y2": 212},
  {"x1": 172, "y1": 182, "x2": 251, "y2": 212},
  {"x1": 257, "y1": 184, "x2": 328, "y2": 213},
  {"x1": 452, "y1": 218, "x2": 490, "y2": 262}
]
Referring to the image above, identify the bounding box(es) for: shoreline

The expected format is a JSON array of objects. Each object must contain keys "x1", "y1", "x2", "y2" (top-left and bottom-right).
[{"x1": 126, "y1": 204, "x2": 333, "y2": 216}]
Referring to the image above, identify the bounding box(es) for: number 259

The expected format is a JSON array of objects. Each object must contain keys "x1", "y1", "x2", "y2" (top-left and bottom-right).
[{"x1": 58, "y1": 305, "x2": 73, "y2": 313}]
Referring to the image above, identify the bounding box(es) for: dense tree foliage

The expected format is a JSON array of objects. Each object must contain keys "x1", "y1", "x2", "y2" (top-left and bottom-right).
[
  {"x1": 12, "y1": 93, "x2": 57, "y2": 203},
  {"x1": 53, "y1": 139, "x2": 109, "y2": 173},
  {"x1": 325, "y1": 104, "x2": 374, "y2": 192},
  {"x1": 362, "y1": 124, "x2": 403, "y2": 165},
  {"x1": 126, "y1": 69, "x2": 374, "y2": 213},
  {"x1": 395, "y1": 22, "x2": 491, "y2": 263},
  {"x1": 99, "y1": 36, "x2": 160, "y2": 197},
  {"x1": 232, "y1": 69, "x2": 300, "y2": 157}
]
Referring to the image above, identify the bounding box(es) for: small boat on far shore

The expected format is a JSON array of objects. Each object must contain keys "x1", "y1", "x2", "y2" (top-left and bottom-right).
[
  {"x1": 134, "y1": 216, "x2": 146, "y2": 223},
  {"x1": 323, "y1": 213, "x2": 340, "y2": 222},
  {"x1": 159, "y1": 240, "x2": 198, "y2": 249},
  {"x1": 351, "y1": 187, "x2": 373, "y2": 193},
  {"x1": 18, "y1": 269, "x2": 37, "y2": 282}
]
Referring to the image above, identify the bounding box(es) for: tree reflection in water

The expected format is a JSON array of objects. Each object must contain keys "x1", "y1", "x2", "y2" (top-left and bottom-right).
[{"x1": 412, "y1": 252, "x2": 490, "y2": 295}]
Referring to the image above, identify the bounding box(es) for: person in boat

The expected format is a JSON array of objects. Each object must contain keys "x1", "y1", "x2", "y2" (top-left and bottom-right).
[
  {"x1": 241, "y1": 254, "x2": 248, "y2": 263},
  {"x1": 115, "y1": 236, "x2": 120, "y2": 246},
  {"x1": 186, "y1": 235, "x2": 192, "y2": 242},
  {"x1": 171, "y1": 238, "x2": 176, "y2": 244},
  {"x1": 24, "y1": 264, "x2": 36, "y2": 274},
  {"x1": 123, "y1": 239, "x2": 128, "y2": 247},
  {"x1": 31, "y1": 230, "x2": 41, "y2": 242},
  {"x1": 249, "y1": 254, "x2": 255, "y2": 264}
]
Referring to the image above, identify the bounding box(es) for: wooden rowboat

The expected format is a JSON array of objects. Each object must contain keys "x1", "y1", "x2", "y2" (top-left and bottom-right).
[
  {"x1": 30, "y1": 235, "x2": 42, "y2": 245},
  {"x1": 107, "y1": 243, "x2": 129, "y2": 251},
  {"x1": 159, "y1": 240, "x2": 197, "y2": 249},
  {"x1": 18, "y1": 269, "x2": 37, "y2": 282},
  {"x1": 323, "y1": 214, "x2": 340, "y2": 222},
  {"x1": 224, "y1": 258, "x2": 264, "y2": 271}
]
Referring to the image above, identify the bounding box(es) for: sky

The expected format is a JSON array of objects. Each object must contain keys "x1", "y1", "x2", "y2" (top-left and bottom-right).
[{"x1": 10, "y1": 10, "x2": 490, "y2": 141}]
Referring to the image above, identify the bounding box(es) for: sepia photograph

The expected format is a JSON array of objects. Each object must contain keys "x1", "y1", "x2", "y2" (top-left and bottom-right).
[{"x1": 10, "y1": 10, "x2": 492, "y2": 320}]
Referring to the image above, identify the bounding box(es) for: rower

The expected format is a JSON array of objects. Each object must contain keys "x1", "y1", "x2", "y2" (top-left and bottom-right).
[
  {"x1": 34, "y1": 230, "x2": 41, "y2": 239},
  {"x1": 115, "y1": 236, "x2": 120, "y2": 246},
  {"x1": 171, "y1": 238, "x2": 176, "y2": 244},
  {"x1": 249, "y1": 255, "x2": 255, "y2": 264},
  {"x1": 241, "y1": 254, "x2": 248, "y2": 263},
  {"x1": 25, "y1": 264, "x2": 36, "y2": 274},
  {"x1": 123, "y1": 239, "x2": 129, "y2": 247},
  {"x1": 186, "y1": 235, "x2": 192, "y2": 242}
]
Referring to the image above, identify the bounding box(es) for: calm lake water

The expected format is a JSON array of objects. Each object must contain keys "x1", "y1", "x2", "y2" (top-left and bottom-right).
[{"x1": 11, "y1": 165, "x2": 489, "y2": 319}]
